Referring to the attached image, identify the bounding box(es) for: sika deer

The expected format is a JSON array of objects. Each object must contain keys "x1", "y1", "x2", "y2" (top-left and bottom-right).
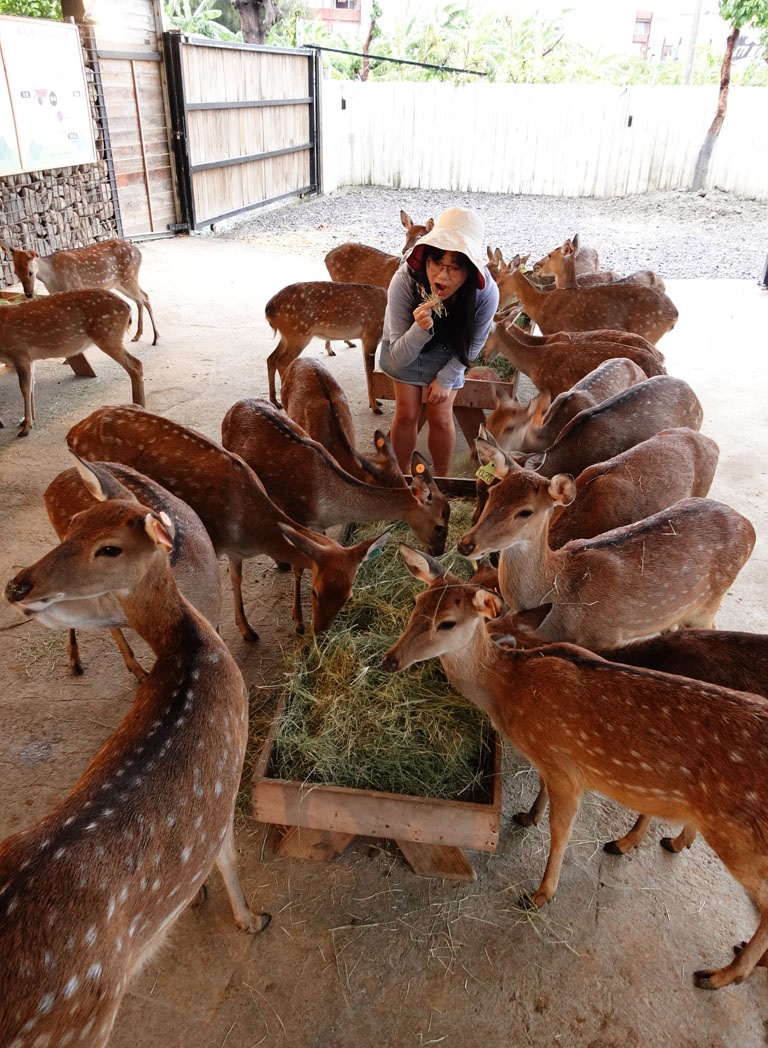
[
  {"x1": 2, "y1": 475, "x2": 269, "y2": 1047},
  {"x1": 520, "y1": 374, "x2": 703, "y2": 479},
  {"x1": 0, "y1": 289, "x2": 144, "y2": 436},
  {"x1": 0, "y1": 236, "x2": 159, "y2": 344},
  {"x1": 382, "y1": 546, "x2": 768, "y2": 991},
  {"x1": 458, "y1": 461, "x2": 755, "y2": 649},
  {"x1": 496, "y1": 256, "x2": 678, "y2": 344},
  {"x1": 533, "y1": 233, "x2": 601, "y2": 277},
  {"x1": 221, "y1": 397, "x2": 450, "y2": 555},
  {"x1": 482, "y1": 320, "x2": 665, "y2": 397},
  {"x1": 265, "y1": 281, "x2": 387, "y2": 414},
  {"x1": 66, "y1": 405, "x2": 389, "y2": 641},
  {"x1": 324, "y1": 210, "x2": 434, "y2": 287},
  {"x1": 533, "y1": 234, "x2": 662, "y2": 290},
  {"x1": 280, "y1": 357, "x2": 402, "y2": 485},
  {"x1": 41, "y1": 458, "x2": 222, "y2": 679},
  {"x1": 485, "y1": 357, "x2": 648, "y2": 454}
]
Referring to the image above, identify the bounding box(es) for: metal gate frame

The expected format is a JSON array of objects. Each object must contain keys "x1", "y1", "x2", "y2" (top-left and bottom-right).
[{"x1": 163, "y1": 32, "x2": 321, "y2": 231}]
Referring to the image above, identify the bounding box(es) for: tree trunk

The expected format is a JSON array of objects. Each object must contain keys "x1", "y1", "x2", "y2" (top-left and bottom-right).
[
  {"x1": 232, "y1": 0, "x2": 282, "y2": 45},
  {"x1": 360, "y1": 18, "x2": 375, "y2": 82},
  {"x1": 691, "y1": 24, "x2": 739, "y2": 194}
]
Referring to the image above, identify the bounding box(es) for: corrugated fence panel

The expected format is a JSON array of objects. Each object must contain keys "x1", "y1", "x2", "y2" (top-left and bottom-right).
[{"x1": 330, "y1": 82, "x2": 767, "y2": 200}]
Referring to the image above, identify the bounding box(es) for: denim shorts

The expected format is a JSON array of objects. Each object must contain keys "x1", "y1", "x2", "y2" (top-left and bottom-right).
[{"x1": 378, "y1": 340, "x2": 466, "y2": 389}]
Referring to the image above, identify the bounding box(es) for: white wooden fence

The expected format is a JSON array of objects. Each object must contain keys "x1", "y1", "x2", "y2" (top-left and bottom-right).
[{"x1": 320, "y1": 81, "x2": 768, "y2": 200}]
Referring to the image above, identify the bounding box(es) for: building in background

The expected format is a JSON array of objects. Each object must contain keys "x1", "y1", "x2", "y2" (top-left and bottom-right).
[{"x1": 305, "y1": 0, "x2": 374, "y2": 34}]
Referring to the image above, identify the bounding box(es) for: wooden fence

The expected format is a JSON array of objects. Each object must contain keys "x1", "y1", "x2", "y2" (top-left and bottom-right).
[{"x1": 320, "y1": 81, "x2": 768, "y2": 200}]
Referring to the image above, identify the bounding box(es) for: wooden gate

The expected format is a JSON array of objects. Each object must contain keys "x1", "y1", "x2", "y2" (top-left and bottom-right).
[{"x1": 164, "y1": 33, "x2": 321, "y2": 231}]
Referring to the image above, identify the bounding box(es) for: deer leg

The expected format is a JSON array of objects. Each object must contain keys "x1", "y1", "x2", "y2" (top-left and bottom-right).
[
  {"x1": 291, "y1": 568, "x2": 306, "y2": 634},
  {"x1": 67, "y1": 628, "x2": 85, "y2": 675},
  {"x1": 362, "y1": 338, "x2": 383, "y2": 414},
  {"x1": 527, "y1": 782, "x2": 581, "y2": 909},
  {"x1": 514, "y1": 778, "x2": 548, "y2": 828},
  {"x1": 15, "y1": 360, "x2": 33, "y2": 437},
  {"x1": 660, "y1": 822, "x2": 697, "y2": 853},
  {"x1": 324, "y1": 340, "x2": 336, "y2": 356},
  {"x1": 227, "y1": 554, "x2": 259, "y2": 642},
  {"x1": 604, "y1": 812, "x2": 652, "y2": 855},
  {"x1": 695, "y1": 902, "x2": 768, "y2": 989},
  {"x1": 140, "y1": 287, "x2": 159, "y2": 346},
  {"x1": 109, "y1": 626, "x2": 148, "y2": 680},
  {"x1": 215, "y1": 815, "x2": 271, "y2": 934},
  {"x1": 97, "y1": 338, "x2": 145, "y2": 407}
]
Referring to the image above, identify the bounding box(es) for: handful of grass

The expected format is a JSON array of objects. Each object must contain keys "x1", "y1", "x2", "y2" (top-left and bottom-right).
[
  {"x1": 269, "y1": 508, "x2": 494, "y2": 801},
  {"x1": 419, "y1": 284, "x2": 447, "y2": 318}
]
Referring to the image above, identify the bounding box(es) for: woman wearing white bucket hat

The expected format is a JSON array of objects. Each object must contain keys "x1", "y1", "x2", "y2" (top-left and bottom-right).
[{"x1": 378, "y1": 206, "x2": 499, "y2": 476}]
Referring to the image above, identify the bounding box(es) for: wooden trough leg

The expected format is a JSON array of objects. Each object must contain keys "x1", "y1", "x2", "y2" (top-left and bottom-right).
[
  {"x1": 270, "y1": 825, "x2": 356, "y2": 862},
  {"x1": 66, "y1": 353, "x2": 97, "y2": 378},
  {"x1": 396, "y1": 839, "x2": 477, "y2": 881}
]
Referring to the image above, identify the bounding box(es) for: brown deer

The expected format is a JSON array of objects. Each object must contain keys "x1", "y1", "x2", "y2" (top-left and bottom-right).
[
  {"x1": 265, "y1": 281, "x2": 387, "y2": 414},
  {"x1": 324, "y1": 210, "x2": 434, "y2": 287},
  {"x1": 221, "y1": 397, "x2": 450, "y2": 556},
  {"x1": 482, "y1": 320, "x2": 665, "y2": 397},
  {"x1": 0, "y1": 289, "x2": 144, "y2": 436},
  {"x1": 280, "y1": 357, "x2": 402, "y2": 486},
  {"x1": 41, "y1": 458, "x2": 222, "y2": 679},
  {"x1": 495, "y1": 256, "x2": 678, "y2": 343},
  {"x1": 458, "y1": 461, "x2": 755, "y2": 650},
  {"x1": 533, "y1": 233, "x2": 662, "y2": 290},
  {"x1": 485, "y1": 357, "x2": 648, "y2": 454},
  {"x1": 517, "y1": 374, "x2": 703, "y2": 479},
  {"x1": 382, "y1": 546, "x2": 768, "y2": 991},
  {"x1": 533, "y1": 232, "x2": 601, "y2": 278},
  {"x1": 2, "y1": 468, "x2": 270, "y2": 1047},
  {"x1": 0, "y1": 236, "x2": 159, "y2": 344},
  {"x1": 66, "y1": 405, "x2": 389, "y2": 641}
]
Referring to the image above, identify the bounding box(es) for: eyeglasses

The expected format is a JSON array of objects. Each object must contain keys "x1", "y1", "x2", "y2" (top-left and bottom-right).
[{"x1": 426, "y1": 257, "x2": 466, "y2": 277}]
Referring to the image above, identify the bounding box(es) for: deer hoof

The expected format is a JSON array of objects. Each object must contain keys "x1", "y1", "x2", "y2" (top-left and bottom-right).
[{"x1": 602, "y1": 839, "x2": 628, "y2": 855}]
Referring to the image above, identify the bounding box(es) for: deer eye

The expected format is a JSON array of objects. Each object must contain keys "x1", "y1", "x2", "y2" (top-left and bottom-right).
[
  {"x1": 516, "y1": 509, "x2": 533, "y2": 519},
  {"x1": 437, "y1": 620, "x2": 456, "y2": 631},
  {"x1": 95, "y1": 546, "x2": 122, "y2": 558}
]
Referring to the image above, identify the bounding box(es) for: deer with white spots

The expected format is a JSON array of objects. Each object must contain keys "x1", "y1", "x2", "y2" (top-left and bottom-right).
[
  {"x1": 280, "y1": 357, "x2": 402, "y2": 485},
  {"x1": 221, "y1": 397, "x2": 450, "y2": 556},
  {"x1": 458, "y1": 456, "x2": 755, "y2": 650},
  {"x1": 495, "y1": 255, "x2": 678, "y2": 344},
  {"x1": 66, "y1": 405, "x2": 389, "y2": 641},
  {"x1": 0, "y1": 236, "x2": 159, "y2": 345},
  {"x1": 533, "y1": 232, "x2": 601, "y2": 279},
  {"x1": 532, "y1": 233, "x2": 663, "y2": 291},
  {"x1": 382, "y1": 545, "x2": 768, "y2": 991},
  {"x1": 265, "y1": 281, "x2": 387, "y2": 414},
  {"x1": 38, "y1": 459, "x2": 222, "y2": 679},
  {"x1": 2, "y1": 460, "x2": 270, "y2": 1048},
  {"x1": 324, "y1": 210, "x2": 434, "y2": 288},
  {"x1": 0, "y1": 289, "x2": 144, "y2": 437}
]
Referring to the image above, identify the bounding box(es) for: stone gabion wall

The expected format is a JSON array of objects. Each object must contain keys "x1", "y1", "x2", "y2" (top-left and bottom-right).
[{"x1": 0, "y1": 29, "x2": 119, "y2": 290}]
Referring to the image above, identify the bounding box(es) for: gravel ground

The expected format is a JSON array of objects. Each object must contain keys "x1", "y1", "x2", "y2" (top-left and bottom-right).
[{"x1": 219, "y1": 185, "x2": 768, "y2": 281}]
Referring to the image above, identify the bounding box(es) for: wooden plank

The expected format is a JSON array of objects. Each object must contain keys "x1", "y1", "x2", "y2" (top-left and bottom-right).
[
  {"x1": 273, "y1": 826, "x2": 355, "y2": 862},
  {"x1": 397, "y1": 840, "x2": 477, "y2": 882},
  {"x1": 66, "y1": 354, "x2": 97, "y2": 378}
]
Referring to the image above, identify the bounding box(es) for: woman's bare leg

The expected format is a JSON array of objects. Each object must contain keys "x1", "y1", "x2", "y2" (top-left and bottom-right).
[
  {"x1": 425, "y1": 390, "x2": 459, "y2": 476},
  {"x1": 390, "y1": 381, "x2": 424, "y2": 473}
]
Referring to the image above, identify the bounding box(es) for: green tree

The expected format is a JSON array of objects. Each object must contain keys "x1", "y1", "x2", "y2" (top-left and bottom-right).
[
  {"x1": 0, "y1": 0, "x2": 61, "y2": 16},
  {"x1": 692, "y1": 0, "x2": 768, "y2": 192},
  {"x1": 163, "y1": 0, "x2": 240, "y2": 40}
]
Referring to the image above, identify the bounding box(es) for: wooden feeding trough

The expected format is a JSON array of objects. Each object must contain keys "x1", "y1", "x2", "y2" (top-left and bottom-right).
[{"x1": 251, "y1": 480, "x2": 504, "y2": 882}]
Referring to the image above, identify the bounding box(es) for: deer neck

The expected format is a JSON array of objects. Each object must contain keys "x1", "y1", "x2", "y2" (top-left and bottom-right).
[
  {"x1": 312, "y1": 472, "x2": 415, "y2": 529},
  {"x1": 497, "y1": 513, "x2": 560, "y2": 611},
  {"x1": 118, "y1": 557, "x2": 200, "y2": 658},
  {"x1": 508, "y1": 271, "x2": 545, "y2": 318},
  {"x1": 439, "y1": 623, "x2": 521, "y2": 736}
]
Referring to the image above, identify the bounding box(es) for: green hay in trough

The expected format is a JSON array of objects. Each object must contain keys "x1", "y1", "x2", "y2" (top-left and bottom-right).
[{"x1": 270, "y1": 503, "x2": 494, "y2": 800}]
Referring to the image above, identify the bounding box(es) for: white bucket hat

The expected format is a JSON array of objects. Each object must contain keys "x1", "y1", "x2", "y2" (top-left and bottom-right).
[{"x1": 406, "y1": 206, "x2": 487, "y2": 289}]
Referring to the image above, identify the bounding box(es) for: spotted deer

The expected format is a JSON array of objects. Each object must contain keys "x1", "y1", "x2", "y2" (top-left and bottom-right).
[
  {"x1": 41, "y1": 459, "x2": 222, "y2": 679},
  {"x1": 533, "y1": 232, "x2": 601, "y2": 278},
  {"x1": 458, "y1": 457, "x2": 755, "y2": 650},
  {"x1": 0, "y1": 289, "x2": 144, "y2": 436},
  {"x1": 265, "y1": 281, "x2": 387, "y2": 414},
  {"x1": 533, "y1": 233, "x2": 662, "y2": 290},
  {"x1": 280, "y1": 357, "x2": 402, "y2": 485},
  {"x1": 382, "y1": 545, "x2": 768, "y2": 991},
  {"x1": 482, "y1": 320, "x2": 665, "y2": 398},
  {"x1": 66, "y1": 405, "x2": 389, "y2": 641},
  {"x1": 495, "y1": 256, "x2": 678, "y2": 343},
  {"x1": 0, "y1": 236, "x2": 159, "y2": 344},
  {"x1": 324, "y1": 210, "x2": 434, "y2": 287},
  {"x1": 2, "y1": 466, "x2": 270, "y2": 1047},
  {"x1": 221, "y1": 397, "x2": 450, "y2": 556}
]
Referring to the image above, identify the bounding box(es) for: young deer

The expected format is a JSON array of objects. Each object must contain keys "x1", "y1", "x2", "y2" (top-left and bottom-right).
[
  {"x1": 382, "y1": 546, "x2": 768, "y2": 991},
  {"x1": 495, "y1": 256, "x2": 678, "y2": 344},
  {"x1": 519, "y1": 374, "x2": 703, "y2": 479},
  {"x1": 324, "y1": 210, "x2": 434, "y2": 287},
  {"x1": 2, "y1": 465, "x2": 270, "y2": 1047},
  {"x1": 221, "y1": 397, "x2": 450, "y2": 556},
  {"x1": 280, "y1": 357, "x2": 402, "y2": 486},
  {"x1": 482, "y1": 319, "x2": 665, "y2": 398},
  {"x1": 265, "y1": 281, "x2": 387, "y2": 415},
  {"x1": 41, "y1": 459, "x2": 222, "y2": 679},
  {"x1": 66, "y1": 405, "x2": 389, "y2": 641},
  {"x1": 533, "y1": 234, "x2": 662, "y2": 290},
  {"x1": 485, "y1": 357, "x2": 648, "y2": 454},
  {"x1": 0, "y1": 236, "x2": 159, "y2": 344},
  {"x1": 458, "y1": 458, "x2": 755, "y2": 650},
  {"x1": 533, "y1": 232, "x2": 601, "y2": 278},
  {"x1": 0, "y1": 289, "x2": 144, "y2": 436}
]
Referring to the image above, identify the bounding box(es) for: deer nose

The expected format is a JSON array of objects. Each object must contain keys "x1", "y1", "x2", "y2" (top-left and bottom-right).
[
  {"x1": 381, "y1": 650, "x2": 399, "y2": 673},
  {"x1": 457, "y1": 537, "x2": 475, "y2": 557},
  {"x1": 5, "y1": 576, "x2": 33, "y2": 602}
]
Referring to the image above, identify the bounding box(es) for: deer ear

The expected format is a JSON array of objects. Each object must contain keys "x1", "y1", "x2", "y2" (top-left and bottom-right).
[
  {"x1": 549, "y1": 474, "x2": 576, "y2": 506},
  {"x1": 144, "y1": 512, "x2": 174, "y2": 552},
  {"x1": 409, "y1": 452, "x2": 435, "y2": 496},
  {"x1": 359, "y1": 527, "x2": 392, "y2": 563},
  {"x1": 563, "y1": 238, "x2": 575, "y2": 257},
  {"x1": 473, "y1": 588, "x2": 504, "y2": 620},
  {"x1": 400, "y1": 210, "x2": 412, "y2": 228},
  {"x1": 476, "y1": 435, "x2": 511, "y2": 479},
  {"x1": 71, "y1": 453, "x2": 137, "y2": 504},
  {"x1": 527, "y1": 392, "x2": 551, "y2": 425},
  {"x1": 511, "y1": 603, "x2": 553, "y2": 634},
  {"x1": 425, "y1": 218, "x2": 435, "y2": 232},
  {"x1": 399, "y1": 543, "x2": 445, "y2": 583}
]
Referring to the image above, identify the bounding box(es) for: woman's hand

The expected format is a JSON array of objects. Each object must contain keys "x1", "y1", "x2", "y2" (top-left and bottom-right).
[
  {"x1": 413, "y1": 302, "x2": 435, "y2": 331},
  {"x1": 426, "y1": 380, "x2": 451, "y2": 404}
]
